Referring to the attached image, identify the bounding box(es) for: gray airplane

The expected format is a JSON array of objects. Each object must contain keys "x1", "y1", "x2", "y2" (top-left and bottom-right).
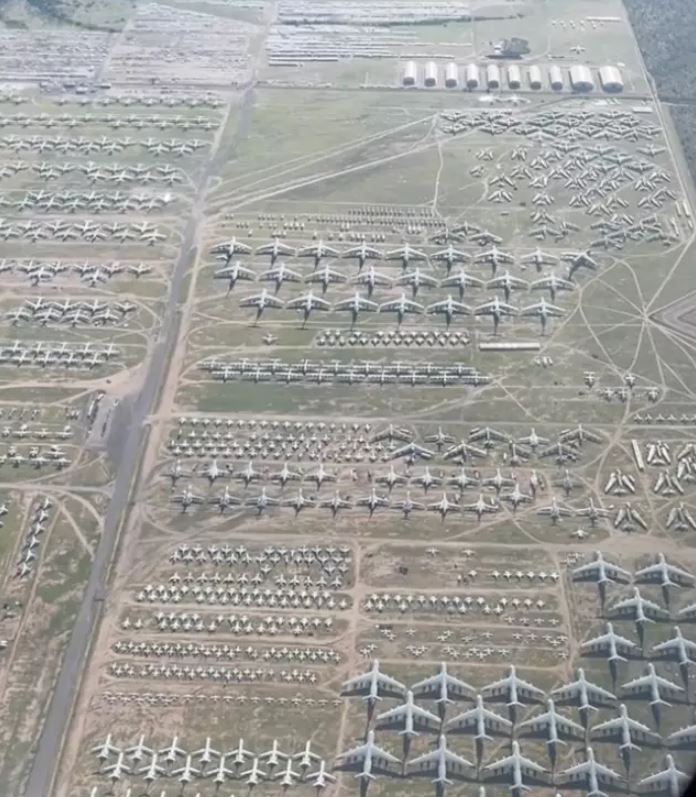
[
  {"x1": 375, "y1": 690, "x2": 440, "y2": 736},
  {"x1": 484, "y1": 741, "x2": 547, "y2": 794},
  {"x1": 336, "y1": 730, "x2": 399, "y2": 782},
  {"x1": 637, "y1": 755, "x2": 689, "y2": 797},
  {"x1": 341, "y1": 660, "x2": 406, "y2": 703}
]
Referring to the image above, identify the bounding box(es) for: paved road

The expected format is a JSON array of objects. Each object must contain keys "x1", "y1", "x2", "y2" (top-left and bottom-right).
[{"x1": 23, "y1": 87, "x2": 250, "y2": 797}]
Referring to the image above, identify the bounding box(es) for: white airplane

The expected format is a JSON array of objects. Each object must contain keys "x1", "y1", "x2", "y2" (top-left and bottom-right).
[
  {"x1": 285, "y1": 291, "x2": 331, "y2": 324},
  {"x1": 474, "y1": 296, "x2": 517, "y2": 333},
  {"x1": 342, "y1": 241, "x2": 383, "y2": 269},
  {"x1": 371, "y1": 423, "x2": 412, "y2": 443},
  {"x1": 483, "y1": 666, "x2": 545, "y2": 707},
  {"x1": 206, "y1": 755, "x2": 235, "y2": 784},
  {"x1": 334, "y1": 292, "x2": 378, "y2": 323},
  {"x1": 445, "y1": 694, "x2": 512, "y2": 739},
  {"x1": 518, "y1": 698, "x2": 584, "y2": 747},
  {"x1": 408, "y1": 734, "x2": 472, "y2": 785},
  {"x1": 447, "y1": 467, "x2": 479, "y2": 491},
  {"x1": 575, "y1": 499, "x2": 610, "y2": 526},
  {"x1": 484, "y1": 740, "x2": 547, "y2": 793},
  {"x1": 560, "y1": 746, "x2": 623, "y2": 797},
  {"x1": 307, "y1": 760, "x2": 336, "y2": 790},
  {"x1": 432, "y1": 244, "x2": 470, "y2": 271},
  {"x1": 392, "y1": 491, "x2": 425, "y2": 517},
  {"x1": 440, "y1": 267, "x2": 483, "y2": 298},
  {"x1": 581, "y1": 622, "x2": 638, "y2": 663},
  {"x1": 468, "y1": 428, "x2": 509, "y2": 447},
  {"x1": 172, "y1": 484, "x2": 204, "y2": 512},
  {"x1": 521, "y1": 298, "x2": 564, "y2": 332},
  {"x1": 211, "y1": 236, "x2": 252, "y2": 259},
  {"x1": 530, "y1": 273, "x2": 574, "y2": 300},
  {"x1": 297, "y1": 239, "x2": 339, "y2": 266},
  {"x1": 609, "y1": 587, "x2": 669, "y2": 624},
  {"x1": 160, "y1": 736, "x2": 187, "y2": 762},
  {"x1": 91, "y1": 734, "x2": 120, "y2": 761},
  {"x1": 635, "y1": 554, "x2": 694, "y2": 588},
  {"x1": 102, "y1": 751, "x2": 131, "y2": 780},
  {"x1": 413, "y1": 466, "x2": 441, "y2": 492},
  {"x1": 193, "y1": 738, "x2": 221, "y2": 764},
  {"x1": 320, "y1": 491, "x2": 352, "y2": 516},
  {"x1": 126, "y1": 735, "x2": 154, "y2": 762},
  {"x1": 237, "y1": 460, "x2": 261, "y2": 485},
  {"x1": 666, "y1": 724, "x2": 696, "y2": 748},
  {"x1": 462, "y1": 493, "x2": 499, "y2": 520},
  {"x1": 341, "y1": 659, "x2": 406, "y2": 702},
  {"x1": 293, "y1": 740, "x2": 321, "y2": 770},
  {"x1": 275, "y1": 758, "x2": 302, "y2": 787},
  {"x1": 427, "y1": 295, "x2": 471, "y2": 326},
  {"x1": 521, "y1": 248, "x2": 558, "y2": 270},
  {"x1": 305, "y1": 263, "x2": 347, "y2": 291},
  {"x1": 428, "y1": 492, "x2": 460, "y2": 517},
  {"x1": 200, "y1": 458, "x2": 227, "y2": 484},
  {"x1": 391, "y1": 441, "x2": 435, "y2": 462},
  {"x1": 385, "y1": 242, "x2": 427, "y2": 268},
  {"x1": 214, "y1": 261, "x2": 255, "y2": 291},
  {"x1": 357, "y1": 488, "x2": 390, "y2": 516},
  {"x1": 637, "y1": 754, "x2": 689, "y2": 797},
  {"x1": 651, "y1": 626, "x2": 696, "y2": 667},
  {"x1": 563, "y1": 249, "x2": 599, "y2": 277},
  {"x1": 245, "y1": 488, "x2": 278, "y2": 514},
  {"x1": 355, "y1": 264, "x2": 390, "y2": 295},
  {"x1": 475, "y1": 245, "x2": 513, "y2": 273},
  {"x1": 487, "y1": 270, "x2": 528, "y2": 300},
  {"x1": 551, "y1": 668, "x2": 616, "y2": 711},
  {"x1": 260, "y1": 740, "x2": 288, "y2": 768},
  {"x1": 572, "y1": 551, "x2": 631, "y2": 585},
  {"x1": 306, "y1": 462, "x2": 336, "y2": 487},
  {"x1": 376, "y1": 464, "x2": 408, "y2": 491},
  {"x1": 241, "y1": 757, "x2": 267, "y2": 786},
  {"x1": 375, "y1": 690, "x2": 440, "y2": 735},
  {"x1": 379, "y1": 292, "x2": 424, "y2": 323},
  {"x1": 620, "y1": 664, "x2": 683, "y2": 706},
  {"x1": 259, "y1": 261, "x2": 303, "y2": 290},
  {"x1": 412, "y1": 662, "x2": 475, "y2": 706},
  {"x1": 282, "y1": 488, "x2": 315, "y2": 514},
  {"x1": 140, "y1": 753, "x2": 166, "y2": 782},
  {"x1": 255, "y1": 237, "x2": 296, "y2": 263},
  {"x1": 239, "y1": 289, "x2": 284, "y2": 319},
  {"x1": 271, "y1": 462, "x2": 302, "y2": 486},
  {"x1": 172, "y1": 755, "x2": 200, "y2": 783},
  {"x1": 337, "y1": 730, "x2": 399, "y2": 781},
  {"x1": 591, "y1": 704, "x2": 660, "y2": 750}
]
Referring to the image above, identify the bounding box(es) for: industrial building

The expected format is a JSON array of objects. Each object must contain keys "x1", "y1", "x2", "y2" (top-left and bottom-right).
[
  {"x1": 599, "y1": 65, "x2": 624, "y2": 92},
  {"x1": 402, "y1": 61, "x2": 417, "y2": 86},
  {"x1": 424, "y1": 61, "x2": 438, "y2": 87},
  {"x1": 549, "y1": 64, "x2": 564, "y2": 90},
  {"x1": 507, "y1": 64, "x2": 521, "y2": 89},
  {"x1": 528, "y1": 64, "x2": 542, "y2": 90},
  {"x1": 570, "y1": 64, "x2": 594, "y2": 92},
  {"x1": 486, "y1": 63, "x2": 500, "y2": 89},
  {"x1": 445, "y1": 62, "x2": 459, "y2": 88},
  {"x1": 465, "y1": 63, "x2": 479, "y2": 89}
]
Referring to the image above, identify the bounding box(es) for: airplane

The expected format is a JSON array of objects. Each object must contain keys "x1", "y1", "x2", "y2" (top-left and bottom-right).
[
  {"x1": 391, "y1": 442, "x2": 435, "y2": 463},
  {"x1": 342, "y1": 241, "x2": 384, "y2": 269},
  {"x1": 560, "y1": 746, "x2": 623, "y2": 797},
  {"x1": 282, "y1": 488, "x2": 315, "y2": 515},
  {"x1": 446, "y1": 693, "x2": 512, "y2": 740},
  {"x1": 172, "y1": 484, "x2": 204, "y2": 512},
  {"x1": 396, "y1": 267, "x2": 438, "y2": 295},
  {"x1": 443, "y1": 440, "x2": 487, "y2": 462},
  {"x1": 260, "y1": 740, "x2": 288, "y2": 768},
  {"x1": 239, "y1": 289, "x2": 284, "y2": 320},
  {"x1": 385, "y1": 242, "x2": 427, "y2": 269},
  {"x1": 408, "y1": 734, "x2": 472, "y2": 785},
  {"x1": 482, "y1": 468, "x2": 515, "y2": 493},
  {"x1": 487, "y1": 270, "x2": 528, "y2": 301},
  {"x1": 172, "y1": 755, "x2": 201, "y2": 783},
  {"x1": 140, "y1": 753, "x2": 167, "y2": 782},
  {"x1": 237, "y1": 460, "x2": 261, "y2": 485},
  {"x1": 293, "y1": 740, "x2": 321, "y2": 771},
  {"x1": 432, "y1": 244, "x2": 470, "y2": 272},
  {"x1": 462, "y1": 494, "x2": 499, "y2": 520},
  {"x1": 651, "y1": 626, "x2": 696, "y2": 668},
  {"x1": 230, "y1": 738, "x2": 254, "y2": 765},
  {"x1": 128, "y1": 262, "x2": 153, "y2": 277},
  {"x1": 412, "y1": 662, "x2": 475, "y2": 707},
  {"x1": 210, "y1": 486, "x2": 242, "y2": 513},
  {"x1": 440, "y1": 267, "x2": 484, "y2": 298},
  {"x1": 620, "y1": 664, "x2": 683, "y2": 706},
  {"x1": 474, "y1": 296, "x2": 517, "y2": 334},
  {"x1": 341, "y1": 659, "x2": 406, "y2": 703},
  {"x1": 551, "y1": 668, "x2": 616, "y2": 712},
  {"x1": 521, "y1": 298, "x2": 564, "y2": 333},
  {"x1": 563, "y1": 249, "x2": 599, "y2": 277},
  {"x1": 502, "y1": 482, "x2": 533, "y2": 510},
  {"x1": 206, "y1": 755, "x2": 236, "y2": 785},
  {"x1": 518, "y1": 698, "x2": 584, "y2": 749},
  {"x1": 375, "y1": 464, "x2": 408, "y2": 491},
  {"x1": 572, "y1": 551, "x2": 631, "y2": 585},
  {"x1": 375, "y1": 690, "x2": 440, "y2": 735},
  {"x1": 591, "y1": 703, "x2": 660, "y2": 751},
  {"x1": 392, "y1": 491, "x2": 425, "y2": 518},
  {"x1": 530, "y1": 273, "x2": 574, "y2": 300},
  {"x1": 200, "y1": 458, "x2": 227, "y2": 484},
  {"x1": 447, "y1": 468, "x2": 479, "y2": 491},
  {"x1": 635, "y1": 554, "x2": 694, "y2": 589},
  {"x1": 357, "y1": 489, "x2": 390, "y2": 516},
  {"x1": 241, "y1": 757, "x2": 267, "y2": 786},
  {"x1": 245, "y1": 488, "x2": 279, "y2": 514},
  {"x1": 255, "y1": 238, "x2": 296, "y2": 263},
  {"x1": 260, "y1": 262, "x2": 303, "y2": 291},
  {"x1": 355, "y1": 264, "x2": 390, "y2": 296},
  {"x1": 413, "y1": 466, "x2": 442, "y2": 492},
  {"x1": 334, "y1": 292, "x2": 379, "y2": 323},
  {"x1": 517, "y1": 428, "x2": 549, "y2": 450},
  {"x1": 637, "y1": 755, "x2": 689, "y2": 797},
  {"x1": 320, "y1": 491, "x2": 352, "y2": 516},
  {"x1": 214, "y1": 261, "x2": 256, "y2": 291},
  {"x1": 575, "y1": 499, "x2": 611, "y2": 526},
  {"x1": 211, "y1": 236, "x2": 252, "y2": 259},
  {"x1": 307, "y1": 462, "x2": 336, "y2": 487},
  {"x1": 305, "y1": 263, "x2": 347, "y2": 292},
  {"x1": 521, "y1": 248, "x2": 558, "y2": 270},
  {"x1": 297, "y1": 239, "x2": 339, "y2": 266},
  {"x1": 271, "y1": 462, "x2": 302, "y2": 486},
  {"x1": 126, "y1": 735, "x2": 154, "y2": 762},
  {"x1": 337, "y1": 730, "x2": 400, "y2": 781},
  {"x1": 428, "y1": 492, "x2": 460, "y2": 517},
  {"x1": 609, "y1": 587, "x2": 669, "y2": 625},
  {"x1": 483, "y1": 666, "x2": 545, "y2": 708},
  {"x1": 307, "y1": 760, "x2": 336, "y2": 790},
  {"x1": 559, "y1": 423, "x2": 602, "y2": 446},
  {"x1": 427, "y1": 296, "x2": 471, "y2": 326},
  {"x1": 484, "y1": 740, "x2": 547, "y2": 793},
  {"x1": 379, "y1": 292, "x2": 424, "y2": 324},
  {"x1": 101, "y1": 751, "x2": 131, "y2": 780},
  {"x1": 581, "y1": 622, "x2": 639, "y2": 663},
  {"x1": 285, "y1": 291, "x2": 331, "y2": 324},
  {"x1": 91, "y1": 734, "x2": 120, "y2": 761}
]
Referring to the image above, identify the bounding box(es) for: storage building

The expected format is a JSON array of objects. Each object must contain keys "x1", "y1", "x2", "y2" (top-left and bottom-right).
[
  {"x1": 599, "y1": 65, "x2": 623, "y2": 93},
  {"x1": 445, "y1": 62, "x2": 459, "y2": 88},
  {"x1": 549, "y1": 64, "x2": 564, "y2": 90},
  {"x1": 465, "y1": 63, "x2": 480, "y2": 89},
  {"x1": 528, "y1": 65, "x2": 542, "y2": 90},
  {"x1": 570, "y1": 64, "x2": 594, "y2": 91},
  {"x1": 424, "y1": 61, "x2": 438, "y2": 87},
  {"x1": 402, "y1": 61, "x2": 417, "y2": 86},
  {"x1": 486, "y1": 63, "x2": 500, "y2": 89},
  {"x1": 507, "y1": 64, "x2": 522, "y2": 89}
]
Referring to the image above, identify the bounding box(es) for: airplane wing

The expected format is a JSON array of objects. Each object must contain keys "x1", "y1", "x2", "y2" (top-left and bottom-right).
[
  {"x1": 638, "y1": 770, "x2": 688, "y2": 791},
  {"x1": 443, "y1": 748, "x2": 474, "y2": 770}
]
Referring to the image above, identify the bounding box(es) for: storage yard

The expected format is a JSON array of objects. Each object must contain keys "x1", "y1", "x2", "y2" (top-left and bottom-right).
[{"x1": 0, "y1": 1, "x2": 694, "y2": 797}]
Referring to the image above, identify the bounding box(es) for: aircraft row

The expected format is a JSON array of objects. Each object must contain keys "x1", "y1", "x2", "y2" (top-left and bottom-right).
[
  {"x1": 0, "y1": 112, "x2": 217, "y2": 129},
  {"x1": 0, "y1": 218, "x2": 166, "y2": 245},
  {"x1": 0, "y1": 135, "x2": 207, "y2": 156}
]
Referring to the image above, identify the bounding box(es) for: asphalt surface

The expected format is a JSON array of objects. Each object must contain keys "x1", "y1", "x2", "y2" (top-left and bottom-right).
[{"x1": 23, "y1": 87, "x2": 250, "y2": 797}]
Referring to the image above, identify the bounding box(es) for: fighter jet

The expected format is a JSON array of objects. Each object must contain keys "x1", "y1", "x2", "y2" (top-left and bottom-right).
[
  {"x1": 620, "y1": 664, "x2": 683, "y2": 706},
  {"x1": 484, "y1": 741, "x2": 547, "y2": 793},
  {"x1": 521, "y1": 298, "x2": 564, "y2": 333},
  {"x1": 560, "y1": 747, "x2": 623, "y2": 797},
  {"x1": 408, "y1": 734, "x2": 472, "y2": 785},
  {"x1": 342, "y1": 241, "x2": 383, "y2": 269},
  {"x1": 239, "y1": 289, "x2": 283, "y2": 320},
  {"x1": 297, "y1": 239, "x2": 339, "y2": 267},
  {"x1": 379, "y1": 292, "x2": 424, "y2": 324},
  {"x1": 334, "y1": 292, "x2": 379, "y2": 324},
  {"x1": 446, "y1": 694, "x2": 512, "y2": 739},
  {"x1": 336, "y1": 730, "x2": 399, "y2": 781},
  {"x1": 427, "y1": 295, "x2": 471, "y2": 326},
  {"x1": 412, "y1": 662, "x2": 475, "y2": 707},
  {"x1": 591, "y1": 704, "x2": 660, "y2": 751},
  {"x1": 637, "y1": 755, "x2": 689, "y2": 797},
  {"x1": 483, "y1": 666, "x2": 545, "y2": 709},
  {"x1": 530, "y1": 273, "x2": 574, "y2": 300},
  {"x1": 635, "y1": 554, "x2": 694, "y2": 589},
  {"x1": 214, "y1": 261, "x2": 255, "y2": 292},
  {"x1": 285, "y1": 291, "x2": 330, "y2": 324},
  {"x1": 474, "y1": 296, "x2": 517, "y2": 334},
  {"x1": 551, "y1": 668, "x2": 616, "y2": 712},
  {"x1": 255, "y1": 238, "x2": 296, "y2": 263},
  {"x1": 440, "y1": 267, "x2": 483, "y2": 298},
  {"x1": 341, "y1": 659, "x2": 406, "y2": 703},
  {"x1": 375, "y1": 690, "x2": 440, "y2": 735},
  {"x1": 385, "y1": 242, "x2": 427, "y2": 269},
  {"x1": 581, "y1": 622, "x2": 638, "y2": 663}
]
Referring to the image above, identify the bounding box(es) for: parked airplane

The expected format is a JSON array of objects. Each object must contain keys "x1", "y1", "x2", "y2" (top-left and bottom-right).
[
  {"x1": 341, "y1": 660, "x2": 406, "y2": 703},
  {"x1": 637, "y1": 755, "x2": 689, "y2": 797},
  {"x1": 336, "y1": 730, "x2": 399, "y2": 781},
  {"x1": 591, "y1": 703, "x2": 660, "y2": 751},
  {"x1": 620, "y1": 664, "x2": 683, "y2": 706},
  {"x1": 483, "y1": 666, "x2": 545, "y2": 708},
  {"x1": 375, "y1": 690, "x2": 440, "y2": 736},
  {"x1": 445, "y1": 694, "x2": 512, "y2": 739},
  {"x1": 412, "y1": 662, "x2": 475, "y2": 707},
  {"x1": 551, "y1": 668, "x2": 616, "y2": 712},
  {"x1": 560, "y1": 747, "x2": 623, "y2": 797},
  {"x1": 484, "y1": 740, "x2": 546, "y2": 793},
  {"x1": 581, "y1": 622, "x2": 638, "y2": 663}
]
